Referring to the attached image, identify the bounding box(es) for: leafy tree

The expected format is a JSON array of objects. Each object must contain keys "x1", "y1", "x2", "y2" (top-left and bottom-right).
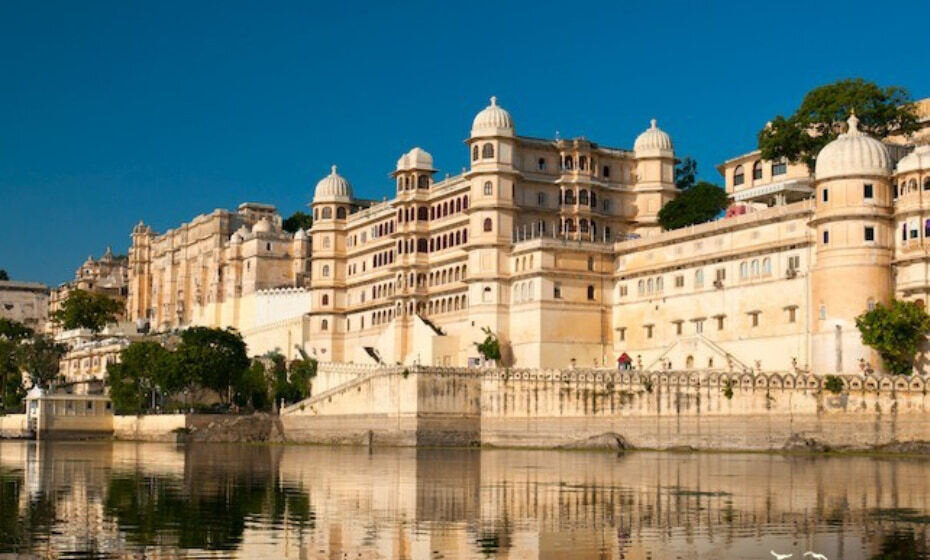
[
  {"x1": 174, "y1": 327, "x2": 250, "y2": 404},
  {"x1": 658, "y1": 182, "x2": 729, "y2": 230},
  {"x1": 51, "y1": 289, "x2": 123, "y2": 332},
  {"x1": 14, "y1": 334, "x2": 66, "y2": 389},
  {"x1": 287, "y1": 355, "x2": 317, "y2": 401},
  {"x1": 0, "y1": 269, "x2": 8, "y2": 281},
  {"x1": 282, "y1": 211, "x2": 313, "y2": 234},
  {"x1": 758, "y1": 78, "x2": 920, "y2": 171},
  {"x1": 0, "y1": 319, "x2": 33, "y2": 413},
  {"x1": 106, "y1": 341, "x2": 176, "y2": 414},
  {"x1": 234, "y1": 361, "x2": 270, "y2": 411},
  {"x1": 474, "y1": 327, "x2": 501, "y2": 363},
  {"x1": 856, "y1": 300, "x2": 930, "y2": 376},
  {"x1": 675, "y1": 156, "x2": 698, "y2": 191}
]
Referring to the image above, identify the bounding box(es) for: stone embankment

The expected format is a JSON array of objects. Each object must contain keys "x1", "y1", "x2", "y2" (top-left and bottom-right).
[{"x1": 112, "y1": 413, "x2": 283, "y2": 443}]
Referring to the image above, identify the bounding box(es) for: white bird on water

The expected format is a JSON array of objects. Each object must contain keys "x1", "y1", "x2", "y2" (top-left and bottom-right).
[
  {"x1": 771, "y1": 552, "x2": 793, "y2": 560},
  {"x1": 804, "y1": 553, "x2": 828, "y2": 560}
]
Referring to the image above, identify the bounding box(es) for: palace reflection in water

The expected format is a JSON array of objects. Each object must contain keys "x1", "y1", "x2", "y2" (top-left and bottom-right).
[{"x1": 1, "y1": 441, "x2": 929, "y2": 559}]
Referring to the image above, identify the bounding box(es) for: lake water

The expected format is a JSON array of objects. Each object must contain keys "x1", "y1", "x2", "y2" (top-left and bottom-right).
[{"x1": 1, "y1": 441, "x2": 929, "y2": 559}]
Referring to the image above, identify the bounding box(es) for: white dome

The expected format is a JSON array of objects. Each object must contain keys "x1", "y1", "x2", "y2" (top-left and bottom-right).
[
  {"x1": 896, "y1": 144, "x2": 930, "y2": 175},
  {"x1": 471, "y1": 96, "x2": 514, "y2": 137},
  {"x1": 634, "y1": 119, "x2": 673, "y2": 157},
  {"x1": 815, "y1": 113, "x2": 892, "y2": 180},
  {"x1": 252, "y1": 217, "x2": 274, "y2": 234},
  {"x1": 294, "y1": 228, "x2": 308, "y2": 241},
  {"x1": 396, "y1": 147, "x2": 435, "y2": 171},
  {"x1": 313, "y1": 165, "x2": 354, "y2": 203},
  {"x1": 230, "y1": 232, "x2": 243, "y2": 244}
]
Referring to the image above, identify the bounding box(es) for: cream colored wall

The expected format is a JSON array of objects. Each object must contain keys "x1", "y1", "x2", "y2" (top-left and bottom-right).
[{"x1": 719, "y1": 151, "x2": 809, "y2": 195}]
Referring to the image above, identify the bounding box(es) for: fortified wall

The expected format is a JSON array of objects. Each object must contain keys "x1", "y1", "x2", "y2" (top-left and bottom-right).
[{"x1": 280, "y1": 363, "x2": 930, "y2": 451}]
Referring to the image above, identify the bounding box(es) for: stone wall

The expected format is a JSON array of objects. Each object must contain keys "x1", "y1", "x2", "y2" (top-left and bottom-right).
[
  {"x1": 0, "y1": 414, "x2": 27, "y2": 438},
  {"x1": 281, "y1": 363, "x2": 930, "y2": 451}
]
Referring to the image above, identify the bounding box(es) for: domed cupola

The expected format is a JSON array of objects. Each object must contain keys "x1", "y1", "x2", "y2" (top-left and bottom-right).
[
  {"x1": 633, "y1": 119, "x2": 673, "y2": 157},
  {"x1": 896, "y1": 144, "x2": 930, "y2": 175},
  {"x1": 815, "y1": 113, "x2": 892, "y2": 181},
  {"x1": 395, "y1": 147, "x2": 436, "y2": 172},
  {"x1": 251, "y1": 217, "x2": 274, "y2": 234},
  {"x1": 471, "y1": 96, "x2": 514, "y2": 137},
  {"x1": 313, "y1": 165, "x2": 354, "y2": 204}
]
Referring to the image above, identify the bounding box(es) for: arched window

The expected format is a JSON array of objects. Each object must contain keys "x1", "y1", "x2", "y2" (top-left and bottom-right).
[
  {"x1": 462, "y1": 229, "x2": 468, "y2": 243},
  {"x1": 587, "y1": 257, "x2": 595, "y2": 271},
  {"x1": 925, "y1": 178, "x2": 930, "y2": 191},
  {"x1": 751, "y1": 260, "x2": 760, "y2": 277},
  {"x1": 320, "y1": 319, "x2": 328, "y2": 331},
  {"x1": 603, "y1": 165, "x2": 610, "y2": 178},
  {"x1": 733, "y1": 165, "x2": 745, "y2": 186},
  {"x1": 910, "y1": 179, "x2": 918, "y2": 192},
  {"x1": 417, "y1": 238, "x2": 428, "y2": 253},
  {"x1": 538, "y1": 158, "x2": 546, "y2": 171},
  {"x1": 564, "y1": 190, "x2": 575, "y2": 204},
  {"x1": 463, "y1": 195, "x2": 469, "y2": 209},
  {"x1": 740, "y1": 262, "x2": 748, "y2": 279},
  {"x1": 322, "y1": 207, "x2": 332, "y2": 219},
  {"x1": 762, "y1": 258, "x2": 772, "y2": 276},
  {"x1": 456, "y1": 198, "x2": 462, "y2": 212},
  {"x1": 867, "y1": 298, "x2": 876, "y2": 311},
  {"x1": 564, "y1": 156, "x2": 573, "y2": 170},
  {"x1": 443, "y1": 202, "x2": 449, "y2": 216},
  {"x1": 314, "y1": 208, "x2": 319, "y2": 220},
  {"x1": 472, "y1": 145, "x2": 479, "y2": 161},
  {"x1": 579, "y1": 190, "x2": 589, "y2": 205},
  {"x1": 587, "y1": 285, "x2": 595, "y2": 300},
  {"x1": 483, "y1": 218, "x2": 493, "y2": 232},
  {"x1": 656, "y1": 277, "x2": 664, "y2": 292},
  {"x1": 647, "y1": 278, "x2": 654, "y2": 294},
  {"x1": 322, "y1": 236, "x2": 330, "y2": 249},
  {"x1": 483, "y1": 181, "x2": 493, "y2": 196},
  {"x1": 482, "y1": 143, "x2": 494, "y2": 159},
  {"x1": 322, "y1": 294, "x2": 329, "y2": 306},
  {"x1": 336, "y1": 207, "x2": 346, "y2": 219},
  {"x1": 417, "y1": 175, "x2": 429, "y2": 189},
  {"x1": 564, "y1": 219, "x2": 575, "y2": 232},
  {"x1": 579, "y1": 219, "x2": 589, "y2": 233},
  {"x1": 590, "y1": 191, "x2": 597, "y2": 208},
  {"x1": 455, "y1": 231, "x2": 462, "y2": 245},
  {"x1": 321, "y1": 265, "x2": 330, "y2": 277},
  {"x1": 417, "y1": 206, "x2": 428, "y2": 221},
  {"x1": 752, "y1": 161, "x2": 763, "y2": 181},
  {"x1": 695, "y1": 269, "x2": 704, "y2": 288}
]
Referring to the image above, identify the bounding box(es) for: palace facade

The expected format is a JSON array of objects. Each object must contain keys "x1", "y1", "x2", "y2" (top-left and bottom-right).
[{"x1": 127, "y1": 97, "x2": 930, "y2": 375}]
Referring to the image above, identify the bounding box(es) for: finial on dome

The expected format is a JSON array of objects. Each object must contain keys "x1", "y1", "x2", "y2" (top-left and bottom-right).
[
  {"x1": 330, "y1": 164, "x2": 337, "y2": 174},
  {"x1": 847, "y1": 111, "x2": 860, "y2": 135},
  {"x1": 490, "y1": 96, "x2": 497, "y2": 106},
  {"x1": 650, "y1": 118, "x2": 657, "y2": 129}
]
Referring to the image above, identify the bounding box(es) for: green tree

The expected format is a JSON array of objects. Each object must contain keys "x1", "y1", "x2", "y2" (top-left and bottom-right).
[
  {"x1": 675, "y1": 156, "x2": 698, "y2": 191},
  {"x1": 174, "y1": 327, "x2": 250, "y2": 404},
  {"x1": 234, "y1": 361, "x2": 270, "y2": 411},
  {"x1": 106, "y1": 341, "x2": 176, "y2": 414},
  {"x1": 282, "y1": 211, "x2": 313, "y2": 234},
  {"x1": 0, "y1": 319, "x2": 33, "y2": 413},
  {"x1": 758, "y1": 78, "x2": 920, "y2": 171},
  {"x1": 51, "y1": 289, "x2": 123, "y2": 332},
  {"x1": 15, "y1": 334, "x2": 66, "y2": 389},
  {"x1": 474, "y1": 327, "x2": 501, "y2": 363},
  {"x1": 856, "y1": 300, "x2": 930, "y2": 376},
  {"x1": 658, "y1": 182, "x2": 729, "y2": 230},
  {"x1": 286, "y1": 355, "x2": 317, "y2": 401},
  {"x1": 0, "y1": 269, "x2": 8, "y2": 281}
]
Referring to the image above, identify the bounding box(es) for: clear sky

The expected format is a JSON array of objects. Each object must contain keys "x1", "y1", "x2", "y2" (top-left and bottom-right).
[{"x1": 2, "y1": 0, "x2": 929, "y2": 286}]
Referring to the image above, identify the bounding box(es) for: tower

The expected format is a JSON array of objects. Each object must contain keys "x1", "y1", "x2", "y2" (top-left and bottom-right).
[
  {"x1": 307, "y1": 165, "x2": 353, "y2": 361},
  {"x1": 464, "y1": 96, "x2": 518, "y2": 355},
  {"x1": 632, "y1": 119, "x2": 677, "y2": 236},
  {"x1": 810, "y1": 113, "x2": 894, "y2": 374}
]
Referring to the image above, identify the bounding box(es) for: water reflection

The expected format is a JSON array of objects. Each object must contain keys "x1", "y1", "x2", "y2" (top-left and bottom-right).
[{"x1": 0, "y1": 441, "x2": 929, "y2": 559}]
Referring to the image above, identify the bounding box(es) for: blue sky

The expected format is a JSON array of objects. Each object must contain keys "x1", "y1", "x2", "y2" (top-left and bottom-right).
[{"x1": 2, "y1": 0, "x2": 929, "y2": 285}]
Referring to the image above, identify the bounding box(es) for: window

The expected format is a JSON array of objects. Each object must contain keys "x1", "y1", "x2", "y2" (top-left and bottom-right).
[
  {"x1": 483, "y1": 218, "x2": 493, "y2": 232},
  {"x1": 674, "y1": 321, "x2": 683, "y2": 335},
  {"x1": 418, "y1": 175, "x2": 429, "y2": 189},
  {"x1": 823, "y1": 230, "x2": 829, "y2": 244},
  {"x1": 587, "y1": 256, "x2": 595, "y2": 271},
  {"x1": 322, "y1": 294, "x2": 329, "y2": 306},
  {"x1": 637, "y1": 280, "x2": 644, "y2": 295},
  {"x1": 587, "y1": 285, "x2": 595, "y2": 300},
  {"x1": 484, "y1": 181, "x2": 493, "y2": 196},
  {"x1": 472, "y1": 145, "x2": 479, "y2": 161},
  {"x1": 537, "y1": 192, "x2": 546, "y2": 206},
  {"x1": 675, "y1": 275, "x2": 684, "y2": 288},
  {"x1": 751, "y1": 260, "x2": 760, "y2": 277},
  {"x1": 553, "y1": 282, "x2": 562, "y2": 299},
  {"x1": 867, "y1": 298, "x2": 876, "y2": 311},
  {"x1": 694, "y1": 319, "x2": 704, "y2": 334},
  {"x1": 819, "y1": 304, "x2": 826, "y2": 320},
  {"x1": 618, "y1": 327, "x2": 626, "y2": 342},
  {"x1": 752, "y1": 161, "x2": 763, "y2": 180},
  {"x1": 645, "y1": 325, "x2": 654, "y2": 339},
  {"x1": 822, "y1": 188, "x2": 829, "y2": 202},
  {"x1": 603, "y1": 165, "x2": 610, "y2": 178},
  {"x1": 772, "y1": 161, "x2": 787, "y2": 176},
  {"x1": 750, "y1": 312, "x2": 760, "y2": 328},
  {"x1": 733, "y1": 165, "x2": 744, "y2": 186},
  {"x1": 579, "y1": 190, "x2": 589, "y2": 205},
  {"x1": 656, "y1": 277, "x2": 664, "y2": 292},
  {"x1": 788, "y1": 255, "x2": 800, "y2": 270},
  {"x1": 321, "y1": 264, "x2": 330, "y2": 277},
  {"x1": 695, "y1": 269, "x2": 704, "y2": 288},
  {"x1": 865, "y1": 226, "x2": 875, "y2": 242},
  {"x1": 321, "y1": 319, "x2": 328, "y2": 331},
  {"x1": 787, "y1": 306, "x2": 797, "y2": 323},
  {"x1": 762, "y1": 258, "x2": 771, "y2": 276},
  {"x1": 925, "y1": 178, "x2": 930, "y2": 191},
  {"x1": 740, "y1": 262, "x2": 749, "y2": 279},
  {"x1": 864, "y1": 183, "x2": 874, "y2": 199},
  {"x1": 538, "y1": 158, "x2": 546, "y2": 171},
  {"x1": 322, "y1": 207, "x2": 332, "y2": 219},
  {"x1": 482, "y1": 143, "x2": 494, "y2": 159},
  {"x1": 716, "y1": 315, "x2": 725, "y2": 330},
  {"x1": 716, "y1": 268, "x2": 726, "y2": 281},
  {"x1": 619, "y1": 285, "x2": 628, "y2": 297}
]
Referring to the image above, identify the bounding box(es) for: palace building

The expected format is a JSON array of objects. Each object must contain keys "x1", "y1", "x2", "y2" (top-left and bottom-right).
[{"x1": 127, "y1": 97, "x2": 930, "y2": 375}]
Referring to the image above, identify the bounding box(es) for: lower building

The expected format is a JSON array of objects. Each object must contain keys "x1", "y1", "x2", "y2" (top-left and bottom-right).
[{"x1": 0, "y1": 280, "x2": 49, "y2": 332}]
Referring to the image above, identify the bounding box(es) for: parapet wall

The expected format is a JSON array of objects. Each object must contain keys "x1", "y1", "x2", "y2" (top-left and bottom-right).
[{"x1": 281, "y1": 364, "x2": 930, "y2": 451}]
